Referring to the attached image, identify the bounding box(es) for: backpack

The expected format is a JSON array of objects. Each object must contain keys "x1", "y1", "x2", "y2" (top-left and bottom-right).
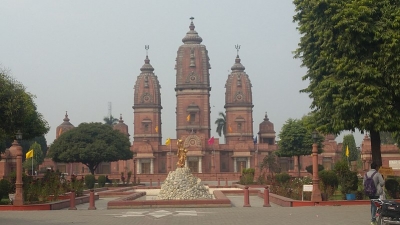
[{"x1": 364, "y1": 171, "x2": 377, "y2": 196}]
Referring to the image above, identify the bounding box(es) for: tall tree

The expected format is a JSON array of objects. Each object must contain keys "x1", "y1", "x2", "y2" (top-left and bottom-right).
[
  {"x1": 276, "y1": 117, "x2": 324, "y2": 177},
  {"x1": 48, "y1": 122, "x2": 133, "y2": 174},
  {"x1": 0, "y1": 69, "x2": 49, "y2": 153},
  {"x1": 214, "y1": 112, "x2": 226, "y2": 141},
  {"x1": 341, "y1": 134, "x2": 358, "y2": 162},
  {"x1": 293, "y1": 0, "x2": 400, "y2": 166},
  {"x1": 103, "y1": 115, "x2": 118, "y2": 126}
]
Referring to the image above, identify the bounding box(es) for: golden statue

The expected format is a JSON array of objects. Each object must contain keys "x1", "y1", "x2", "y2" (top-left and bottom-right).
[{"x1": 176, "y1": 139, "x2": 188, "y2": 168}]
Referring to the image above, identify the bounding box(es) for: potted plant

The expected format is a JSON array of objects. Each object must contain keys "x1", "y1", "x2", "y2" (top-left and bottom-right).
[{"x1": 341, "y1": 171, "x2": 358, "y2": 200}]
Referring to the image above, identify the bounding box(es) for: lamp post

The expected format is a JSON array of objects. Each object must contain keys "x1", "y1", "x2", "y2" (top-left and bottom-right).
[
  {"x1": 13, "y1": 130, "x2": 24, "y2": 205},
  {"x1": 311, "y1": 130, "x2": 322, "y2": 202}
]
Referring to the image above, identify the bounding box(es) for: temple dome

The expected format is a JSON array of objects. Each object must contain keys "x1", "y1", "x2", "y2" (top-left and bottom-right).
[{"x1": 182, "y1": 17, "x2": 203, "y2": 44}]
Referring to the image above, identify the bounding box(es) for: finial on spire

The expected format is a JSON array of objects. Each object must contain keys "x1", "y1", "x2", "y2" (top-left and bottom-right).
[
  {"x1": 189, "y1": 17, "x2": 195, "y2": 30},
  {"x1": 145, "y1": 45, "x2": 149, "y2": 56},
  {"x1": 235, "y1": 44, "x2": 241, "y2": 57},
  {"x1": 63, "y1": 111, "x2": 70, "y2": 122}
]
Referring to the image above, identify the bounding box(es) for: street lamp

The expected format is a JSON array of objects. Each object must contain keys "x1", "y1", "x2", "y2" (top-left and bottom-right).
[
  {"x1": 311, "y1": 130, "x2": 322, "y2": 202},
  {"x1": 13, "y1": 130, "x2": 24, "y2": 205}
]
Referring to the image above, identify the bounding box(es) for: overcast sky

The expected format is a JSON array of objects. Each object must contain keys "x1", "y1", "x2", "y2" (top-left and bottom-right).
[{"x1": 0, "y1": 0, "x2": 364, "y2": 146}]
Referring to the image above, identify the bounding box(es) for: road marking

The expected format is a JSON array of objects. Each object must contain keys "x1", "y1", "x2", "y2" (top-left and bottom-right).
[{"x1": 107, "y1": 210, "x2": 214, "y2": 218}]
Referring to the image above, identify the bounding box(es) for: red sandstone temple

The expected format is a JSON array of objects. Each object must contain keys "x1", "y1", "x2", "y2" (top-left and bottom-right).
[{"x1": 2, "y1": 19, "x2": 399, "y2": 181}]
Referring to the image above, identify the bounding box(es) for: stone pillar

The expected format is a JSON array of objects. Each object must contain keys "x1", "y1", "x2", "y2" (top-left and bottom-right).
[
  {"x1": 211, "y1": 153, "x2": 215, "y2": 173},
  {"x1": 247, "y1": 157, "x2": 250, "y2": 168},
  {"x1": 243, "y1": 186, "x2": 250, "y2": 207},
  {"x1": 311, "y1": 143, "x2": 322, "y2": 202},
  {"x1": 12, "y1": 140, "x2": 23, "y2": 206},
  {"x1": 138, "y1": 159, "x2": 141, "y2": 174},
  {"x1": 234, "y1": 158, "x2": 237, "y2": 172},
  {"x1": 133, "y1": 158, "x2": 137, "y2": 185},
  {"x1": 88, "y1": 189, "x2": 96, "y2": 210},
  {"x1": 167, "y1": 152, "x2": 171, "y2": 172},
  {"x1": 150, "y1": 158, "x2": 154, "y2": 174},
  {"x1": 263, "y1": 187, "x2": 271, "y2": 207},
  {"x1": 69, "y1": 191, "x2": 77, "y2": 210},
  {"x1": 199, "y1": 157, "x2": 202, "y2": 173}
]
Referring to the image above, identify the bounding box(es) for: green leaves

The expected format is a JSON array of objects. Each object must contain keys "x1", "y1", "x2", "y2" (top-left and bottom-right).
[
  {"x1": 0, "y1": 70, "x2": 49, "y2": 145},
  {"x1": 49, "y1": 122, "x2": 133, "y2": 174},
  {"x1": 295, "y1": 0, "x2": 400, "y2": 133},
  {"x1": 294, "y1": 0, "x2": 400, "y2": 165}
]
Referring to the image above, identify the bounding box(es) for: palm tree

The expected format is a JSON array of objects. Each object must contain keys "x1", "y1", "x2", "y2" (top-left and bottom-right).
[
  {"x1": 103, "y1": 115, "x2": 118, "y2": 126},
  {"x1": 215, "y1": 112, "x2": 226, "y2": 141}
]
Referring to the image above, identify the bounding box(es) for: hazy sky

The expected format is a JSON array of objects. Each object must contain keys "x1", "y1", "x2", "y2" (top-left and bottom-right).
[{"x1": 0, "y1": 0, "x2": 364, "y2": 146}]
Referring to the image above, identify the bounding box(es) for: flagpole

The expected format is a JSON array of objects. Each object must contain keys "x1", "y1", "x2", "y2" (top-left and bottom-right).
[{"x1": 32, "y1": 150, "x2": 34, "y2": 176}]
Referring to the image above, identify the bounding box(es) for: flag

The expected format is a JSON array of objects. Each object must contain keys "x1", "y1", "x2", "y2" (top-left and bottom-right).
[
  {"x1": 186, "y1": 114, "x2": 190, "y2": 122},
  {"x1": 253, "y1": 136, "x2": 258, "y2": 144},
  {"x1": 26, "y1": 149, "x2": 34, "y2": 159},
  {"x1": 165, "y1": 138, "x2": 171, "y2": 146},
  {"x1": 228, "y1": 125, "x2": 232, "y2": 133},
  {"x1": 208, "y1": 136, "x2": 215, "y2": 145},
  {"x1": 58, "y1": 127, "x2": 63, "y2": 137},
  {"x1": 346, "y1": 145, "x2": 349, "y2": 157},
  {"x1": 155, "y1": 125, "x2": 158, "y2": 133}
]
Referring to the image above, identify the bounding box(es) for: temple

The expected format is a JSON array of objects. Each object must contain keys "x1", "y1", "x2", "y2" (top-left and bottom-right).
[{"x1": 4, "y1": 18, "x2": 399, "y2": 181}]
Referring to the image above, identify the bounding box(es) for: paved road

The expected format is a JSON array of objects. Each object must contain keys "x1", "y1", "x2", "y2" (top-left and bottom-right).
[{"x1": 0, "y1": 195, "x2": 372, "y2": 225}]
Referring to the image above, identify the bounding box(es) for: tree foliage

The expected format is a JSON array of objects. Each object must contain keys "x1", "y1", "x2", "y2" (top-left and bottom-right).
[
  {"x1": 103, "y1": 115, "x2": 118, "y2": 126},
  {"x1": 23, "y1": 142, "x2": 45, "y2": 172},
  {"x1": 276, "y1": 116, "x2": 324, "y2": 177},
  {"x1": 48, "y1": 122, "x2": 133, "y2": 174},
  {"x1": 341, "y1": 134, "x2": 358, "y2": 161},
  {"x1": 20, "y1": 136, "x2": 48, "y2": 159},
  {"x1": 214, "y1": 112, "x2": 226, "y2": 138},
  {"x1": 293, "y1": 0, "x2": 400, "y2": 166},
  {"x1": 380, "y1": 132, "x2": 397, "y2": 145},
  {"x1": 259, "y1": 152, "x2": 280, "y2": 176},
  {"x1": 0, "y1": 70, "x2": 49, "y2": 152}
]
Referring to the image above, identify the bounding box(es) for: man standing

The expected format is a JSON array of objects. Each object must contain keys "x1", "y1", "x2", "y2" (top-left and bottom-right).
[{"x1": 363, "y1": 162, "x2": 385, "y2": 225}]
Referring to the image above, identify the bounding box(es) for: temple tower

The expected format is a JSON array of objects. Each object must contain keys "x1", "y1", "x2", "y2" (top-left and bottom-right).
[
  {"x1": 224, "y1": 48, "x2": 254, "y2": 144},
  {"x1": 175, "y1": 17, "x2": 211, "y2": 143},
  {"x1": 56, "y1": 111, "x2": 75, "y2": 138},
  {"x1": 257, "y1": 112, "x2": 275, "y2": 145},
  {"x1": 132, "y1": 48, "x2": 162, "y2": 144}
]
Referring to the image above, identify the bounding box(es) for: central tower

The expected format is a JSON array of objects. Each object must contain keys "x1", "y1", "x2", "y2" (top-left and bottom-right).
[{"x1": 175, "y1": 17, "x2": 211, "y2": 142}]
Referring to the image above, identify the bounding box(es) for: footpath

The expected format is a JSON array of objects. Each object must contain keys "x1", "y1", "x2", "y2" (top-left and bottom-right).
[{"x1": 0, "y1": 181, "x2": 373, "y2": 225}]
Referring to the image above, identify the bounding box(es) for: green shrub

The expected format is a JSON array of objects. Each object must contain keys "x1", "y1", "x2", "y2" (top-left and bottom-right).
[
  {"x1": 305, "y1": 164, "x2": 324, "y2": 174},
  {"x1": 340, "y1": 171, "x2": 358, "y2": 194},
  {"x1": 275, "y1": 173, "x2": 291, "y2": 184},
  {"x1": 84, "y1": 174, "x2": 96, "y2": 189},
  {"x1": 0, "y1": 198, "x2": 10, "y2": 205},
  {"x1": 240, "y1": 168, "x2": 255, "y2": 185},
  {"x1": 0, "y1": 179, "x2": 11, "y2": 200},
  {"x1": 318, "y1": 170, "x2": 338, "y2": 197},
  {"x1": 97, "y1": 175, "x2": 106, "y2": 187},
  {"x1": 385, "y1": 179, "x2": 399, "y2": 199}
]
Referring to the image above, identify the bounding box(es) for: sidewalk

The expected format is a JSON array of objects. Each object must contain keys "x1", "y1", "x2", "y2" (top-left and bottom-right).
[
  {"x1": 0, "y1": 196, "x2": 371, "y2": 225},
  {"x1": 0, "y1": 182, "x2": 373, "y2": 225}
]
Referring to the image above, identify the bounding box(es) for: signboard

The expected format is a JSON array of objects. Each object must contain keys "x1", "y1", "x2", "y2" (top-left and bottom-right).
[
  {"x1": 302, "y1": 185, "x2": 313, "y2": 201},
  {"x1": 389, "y1": 160, "x2": 400, "y2": 170},
  {"x1": 303, "y1": 185, "x2": 313, "y2": 192},
  {"x1": 379, "y1": 166, "x2": 394, "y2": 179}
]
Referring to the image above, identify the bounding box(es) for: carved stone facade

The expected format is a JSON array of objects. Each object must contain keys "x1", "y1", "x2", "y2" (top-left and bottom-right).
[{"x1": 3, "y1": 18, "x2": 357, "y2": 181}]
